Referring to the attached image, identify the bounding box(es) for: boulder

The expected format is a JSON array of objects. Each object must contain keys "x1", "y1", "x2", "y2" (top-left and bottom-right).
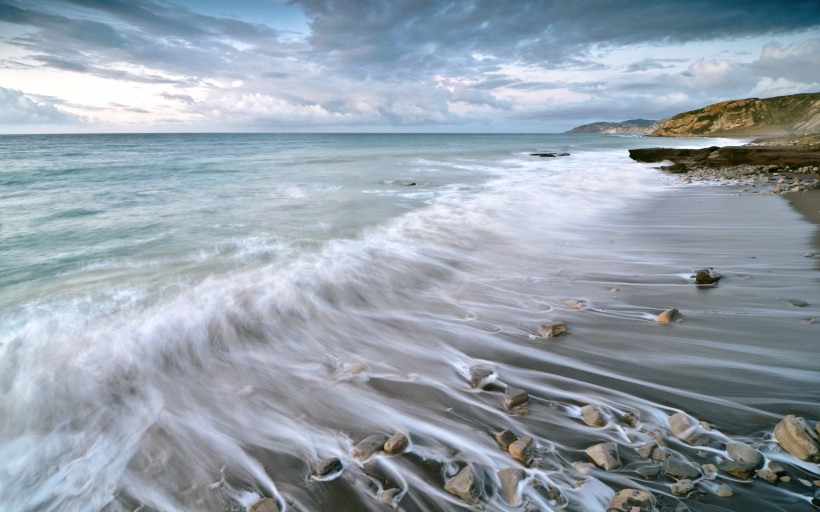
[
  {"x1": 384, "y1": 433, "x2": 409, "y2": 455},
  {"x1": 496, "y1": 429, "x2": 518, "y2": 451},
  {"x1": 663, "y1": 458, "x2": 701, "y2": 480},
  {"x1": 580, "y1": 404, "x2": 607, "y2": 427},
  {"x1": 444, "y1": 466, "x2": 481, "y2": 505},
  {"x1": 247, "y1": 498, "x2": 280, "y2": 512},
  {"x1": 504, "y1": 386, "x2": 529, "y2": 409},
  {"x1": 469, "y1": 365, "x2": 496, "y2": 389},
  {"x1": 537, "y1": 321, "x2": 567, "y2": 338},
  {"x1": 773, "y1": 415, "x2": 820, "y2": 462},
  {"x1": 586, "y1": 442, "x2": 622, "y2": 471},
  {"x1": 497, "y1": 467, "x2": 526, "y2": 505},
  {"x1": 352, "y1": 434, "x2": 389, "y2": 459},
  {"x1": 670, "y1": 479, "x2": 695, "y2": 496},
  {"x1": 726, "y1": 441, "x2": 763, "y2": 467},
  {"x1": 608, "y1": 488, "x2": 656, "y2": 512},
  {"x1": 314, "y1": 457, "x2": 343, "y2": 478}
]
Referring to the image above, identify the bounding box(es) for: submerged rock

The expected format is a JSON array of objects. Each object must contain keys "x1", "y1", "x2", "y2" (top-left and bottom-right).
[
  {"x1": 717, "y1": 484, "x2": 733, "y2": 497},
  {"x1": 586, "y1": 442, "x2": 621, "y2": 471},
  {"x1": 468, "y1": 365, "x2": 496, "y2": 389},
  {"x1": 497, "y1": 467, "x2": 526, "y2": 505},
  {"x1": 670, "y1": 479, "x2": 695, "y2": 496},
  {"x1": 609, "y1": 488, "x2": 656, "y2": 512},
  {"x1": 379, "y1": 488, "x2": 402, "y2": 509},
  {"x1": 636, "y1": 465, "x2": 662, "y2": 480},
  {"x1": 773, "y1": 415, "x2": 820, "y2": 462},
  {"x1": 580, "y1": 404, "x2": 607, "y2": 427},
  {"x1": 717, "y1": 459, "x2": 757, "y2": 480},
  {"x1": 504, "y1": 386, "x2": 529, "y2": 409},
  {"x1": 384, "y1": 433, "x2": 409, "y2": 455},
  {"x1": 444, "y1": 466, "x2": 481, "y2": 505},
  {"x1": 247, "y1": 498, "x2": 280, "y2": 512},
  {"x1": 663, "y1": 458, "x2": 702, "y2": 480},
  {"x1": 352, "y1": 434, "x2": 389, "y2": 459},
  {"x1": 537, "y1": 321, "x2": 567, "y2": 338},
  {"x1": 314, "y1": 457, "x2": 343, "y2": 478}
]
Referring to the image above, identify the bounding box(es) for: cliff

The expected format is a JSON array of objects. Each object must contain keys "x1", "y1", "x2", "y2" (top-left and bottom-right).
[
  {"x1": 567, "y1": 119, "x2": 658, "y2": 134},
  {"x1": 650, "y1": 92, "x2": 820, "y2": 137}
]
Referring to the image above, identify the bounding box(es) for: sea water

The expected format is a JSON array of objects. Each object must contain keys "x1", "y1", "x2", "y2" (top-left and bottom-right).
[{"x1": 1, "y1": 133, "x2": 818, "y2": 511}]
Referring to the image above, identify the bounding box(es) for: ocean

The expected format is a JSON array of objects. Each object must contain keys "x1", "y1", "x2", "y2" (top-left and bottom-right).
[{"x1": 1, "y1": 133, "x2": 818, "y2": 511}]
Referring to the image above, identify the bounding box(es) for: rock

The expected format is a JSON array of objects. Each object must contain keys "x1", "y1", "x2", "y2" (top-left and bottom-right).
[
  {"x1": 637, "y1": 441, "x2": 666, "y2": 461},
  {"x1": 384, "y1": 433, "x2": 409, "y2": 455},
  {"x1": 565, "y1": 299, "x2": 585, "y2": 309},
  {"x1": 726, "y1": 441, "x2": 763, "y2": 467},
  {"x1": 656, "y1": 308, "x2": 679, "y2": 324},
  {"x1": 694, "y1": 269, "x2": 721, "y2": 285},
  {"x1": 509, "y1": 435, "x2": 534, "y2": 463},
  {"x1": 580, "y1": 404, "x2": 607, "y2": 427},
  {"x1": 469, "y1": 365, "x2": 496, "y2": 388},
  {"x1": 768, "y1": 462, "x2": 786, "y2": 475},
  {"x1": 668, "y1": 412, "x2": 708, "y2": 446},
  {"x1": 497, "y1": 467, "x2": 526, "y2": 505},
  {"x1": 609, "y1": 488, "x2": 656, "y2": 512},
  {"x1": 247, "y1": 498, "x2": 280, "y2": 512},
  {"x1": 352, "y1": 434, "x2": 389, "y2": 459},
  {"x1": 531, "y1": 152, "x2": 570, "y2": 157},
  {"x1": 661, "y1": 163, "x2": 688, "y2": 173},
  {"x1": 444, "y1": 466, "x2": 480, "y2": 505},
  {"x1": 717, "y1": 484, "x2": 733, "y2": 497},
  {"x1": 663, "y1": 458, "x2": 701, "y2": 480},
  {"x1": 379, "y1": 488, "x2": 402, "y2": 509},
  {"x1": 701, "y1": 463, "x2": 718, "y2": 478},
  {"x1": 537, "y1": 321, "x2": 567, "y2": 338},
  {"x1": 788, "y1": 299, "x2": 809, "y2": 307},
  {"x1": 756, "y1": 469, "x2": 778, "y2": 484},
  {"x1": 586, "y1": 442, "x2": 621, "y2": 471},
  {"x1": 504, "y1": 386, "x2": 529, "y2": 409},
  {"x1": 314, "y1": 457, "x2": 343, "y2": 478},
  {"x1": 717, "y1": 459, "x2": 756, "y2": 480},
  {"x1": 773, "y1": 415, "x2": 820, "y2": 462},
  {"x1": 636, "y1": 465, "x2": 662, "y2": 480},
  {"x1": 620, "y1": 410, "x2": 640, "y2": 428},
  {"x1": 496, "y1": 429, "x2": 518, "y2": 451},
  {"x1": 670, "y1": 479, "x2": 695, "y2": 496}
]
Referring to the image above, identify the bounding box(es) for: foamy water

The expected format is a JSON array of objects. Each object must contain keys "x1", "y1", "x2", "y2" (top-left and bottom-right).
[{"x1": 1, "y1": 134, "x2": 817, "y2": 512}]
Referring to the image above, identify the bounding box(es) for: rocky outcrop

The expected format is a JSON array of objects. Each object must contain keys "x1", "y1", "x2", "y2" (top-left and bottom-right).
[
  {"x1": 628, "y1": 139, "x2": 820, "y2": 170},
  {"x1": 650, "y1": 93, "x2": 820, "y2": 137},
  {"x1": 567, "y1": 119, "x2": 659, "y2": 134}
]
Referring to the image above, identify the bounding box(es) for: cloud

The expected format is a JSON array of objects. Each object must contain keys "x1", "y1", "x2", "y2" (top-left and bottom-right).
[{"x1": 0, "y1": 86, "x2": 83, "y2": 125}]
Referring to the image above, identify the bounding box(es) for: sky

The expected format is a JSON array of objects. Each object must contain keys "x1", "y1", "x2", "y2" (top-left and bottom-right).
[{"x1": 0, "y1": 0, "x2": 819, "y2": 133}]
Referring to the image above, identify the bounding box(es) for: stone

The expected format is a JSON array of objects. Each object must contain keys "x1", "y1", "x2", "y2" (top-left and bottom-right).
[
  {"x1": 504, "y1": 386, "x2": 529, "y2": 409},
  {"x1": 726, "y1": 441, "x2": 763, "y2": 467},
  {"x1": 530, "y1": 152, "x2": 570, "y2": 157},
  {"x1": 497, "y1": 467, "x2": 526, "y2": 505},
  {"x1": 717, "y1": 460, "x2": 756, "y2": 480},
  {"x1": 247, "y1": 498, "x2": 280, "y2": 512},
  {"x1": 509, "y1": 435, "x2": 534, "y2": 463},
  {"x1": 537, "y1": 321, "x2": 567, "y2": 338},
  {"x1": 788, "y1": 299, "x2": 809, "y2": 307},
  {"x1": 756, "y1": 469, "x2": 778, "y2": 484},
  {"x1": 496, "y1": 429, "x2": 518, "y2": 451},
  {"x1": 444, "y1": 466, "x2": 480, "y2": 505},
  {"x1": 668, "y1": 412, "x2": 708, "y2": 446},
  {"x1": 716, "y1": 484, "x2": 733, "y2": 497},
  {"x1": 637, "y1": 441, "x2": 665, "y2": 461},
  {"x1": 768, "y1": 462, "x2": 786, "y2": 475},
  {"x1": 379, "y1": 488, "x2": 402, "y2": 509},
  {"x1": 586, "y1": 442, "x2": 621, "y2": 471},
  {"x1": 469, "y1": 365, "x2": 496, "y2": 388},
  {"x1": 636, "y1": 465, "x2": 662, "y2": 480},
  {"x1": 701, "y1": 463, "x2": 718, "y2": 478},
  {"x1": 663, "y1": 458, "x2": 701, "y2": 480},
  {"x1": 314, "y1": 457, "x2": 343, "y2": 478},
  {"x1": 384, "y1": 433, "x2": 409, "y2": 455},
  {"x1": 670, "y1": 479, "x2": 695, "y2": 496},
  {"x1": 580, "y1": 404, "x2": 607, "y2": 427},
  {"x1": 656, "y1": 308, "x2": 679, "y2": 324},
  {"x1": 773, "y1": 415, "x2": 820, "y2": 462},
  {"x1": 352, "y1": 433, "x2": 389, "y2": 459},
  {"x1": 608, "y1": 488, "x2": 656, "y2": 512},
  {"x1": 620, "y1": 411, "x2": 640, "y2": 428},
  {"x1": 694, "y1": 269, "x2": 721, "y2": 285}
]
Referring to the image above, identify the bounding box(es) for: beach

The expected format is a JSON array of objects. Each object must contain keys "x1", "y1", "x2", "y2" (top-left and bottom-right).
[{"x1": 0, "y1": 133, "x2": 818, "y2": 512}]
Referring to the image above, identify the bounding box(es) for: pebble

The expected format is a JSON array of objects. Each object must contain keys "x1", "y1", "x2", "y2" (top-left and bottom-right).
[
  {"x1": 585, "y1": 442, "x2": 621, "y2": 471},
  {"x1": 497, "y1": 467, "x2": 526, "y2": 505},
  {"x1": 580, "y1": 404, "x2": 607, "y2": 427},
  {"x1": 768, "y1": 461, "x2": 786, "y2": 475},
  {"x1": 504, "y1": 386, "x2": 529, "y2": 409},
  {"x1": 444, "y1": 466, "x2": 480, "y2": 505},
  {"x1": 695, "y1": 268, "x2": 721, "y2": 285},
  {"x1": 671, "y1": 479, "x2": 695, "y2": 496},
  {"x1": 468, "y1": 365, "x2": 496, "y2": 389},
  {"x1": 608, "y1": 488, "x2": 655, "y2": 512},
  {"x1": 496, "y1": 429, "x2": 518, "y2": 451},
  {"x1": 384, "y1": 433, "x2": 409, "y2": 455},
  {"x1": 701, "y1": 463, "x2": 718, "y2": 478},
  {"x1": 352, "y1": 433, "x2": 389, "y2": 459},
  {"x1": 789, "y1": 299, "x2": 809, "y2": 307},
  {"x1": 756, "y1": 469, "x2": 778, "y2": 484},
  {"x1": 314, "y1": 457, "x2": 343, "y2": 478},
  {"x1": 620, "y1": 410, "x2": 640, "y2": 427},
  {"x1": 637, "y1": 441, "x2": 666, "y2": 460},
  {"x1": 247, "y1": 498, "x2": 280, "y2": 512},
  {"x1": 636, "y1": 465, "x2": 662, "y2": 480},
  {"x1": 717, "y1": 484, "x2": 733, "y2": 497},
  {"x1": 537, "y1": 321, "x2": 567, "y2": 338},
  {"x1": 656, "y1": 308, "x2": 679, "y2": 324},
  {"x1": 509, "y1": 435, "x2": 534, "y2": 464}
]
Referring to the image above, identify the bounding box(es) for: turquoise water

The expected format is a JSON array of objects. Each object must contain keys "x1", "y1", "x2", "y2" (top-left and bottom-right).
[{"x1": 1, "y1": 134, "x2": 818, "y2": 512}]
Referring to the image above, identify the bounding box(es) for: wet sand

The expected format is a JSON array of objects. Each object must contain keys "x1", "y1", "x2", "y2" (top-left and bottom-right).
[{"x1": 785, "y1": 189, "x2": 820, "y2": 248}]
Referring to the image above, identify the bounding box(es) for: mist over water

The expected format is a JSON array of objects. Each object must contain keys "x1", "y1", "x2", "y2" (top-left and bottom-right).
[{"x1": 1, "y1": 134, "x2": 818, "y2": 511}]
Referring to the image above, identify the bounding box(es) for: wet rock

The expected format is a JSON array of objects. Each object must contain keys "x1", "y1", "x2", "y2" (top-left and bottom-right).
[
  {"x1": 670, "y1": 479, "x2": 695, "y2": 496},
  {"x1": 469, "y1": 365, "x2": 496, "y2": 389},
  {"x1": 580, "y1": 404, "x2": 607, "y2": 427},
  {"x1": 788, "y1": 299, "x2": 809, "y2": 307},
  {"x1": 768, "y1": 462, "x2": 786, "y2": 476},
  {"x1": 717, "y1": 459, "x2": 756, "y2": 480},
  {"x1": 636, "y1": 465, "x2": 662, "y2": 480},
  {"x1": 314, "y1": 457, "x2": 343, "y2": 478},
  {"x1": 701, "y1": 463, "x2": 718, "y2": 478},
  {"x1": 496, "y1": 429, "x2": 518, "y2": 451},
  {"x1": 497, "y1": 467, "x2": 526, "y2": 505},
  {"x1": 668, "y1": 412, "x2": 708, "y2": 446},
  {"x1": 620, "y1": 410, "x2": 640, "y2": 428},
  {"x1": 444, "y1": 466, "x2": 480, "y2": 505},
  {"x1": 637, "y1": 441, "x2": 666, "y2": 461},
  {"x1": 509, "y1": 435, "x2": 534, "y2": 464},
  {"x1": 384, "y1": 433, "x2": 409, "y2": 455},
  {"x1": 756, "y1": 469, "x2": 778, "y2": 484},
  {"x1": 716, "y1": 484, "x2": 733, "y2": 497},
  {"x1": 352, "y1": 434, "x2": 389, "y2": 459},
  {"x1": 531, "y1": 152, "x2": 570, "y2": 157},
  {"x1": 726, "y1": 441, "x2": 763, "y2": 467},
  {"x1": 656, "y1": 308, "x2": 679, "y2": 324},
  {"x1": 537, "y1": 321, "x2": 567, "y2": 338},
  {"x1": 504, "y1": 386, "x2": 529, "y2": 409},
  {"x1": 609, "y1": 488, "x2": 656, "y2": 512},
  {"x1": 586, "y1": 441, "x2": 622, "y2": 471},
  {"x1": 663, "y1": 458, "x2": 701, "y2": 480},
  {"x1": 247, "y1": 498, "x2": 280, "y2": 512},
  {"x1": 565, "y1": 299, "x2": 585, "y2": 309},
  {"x1": 694, "y1": 268, "x2": 721, "y2": 285},
  {"x1": 379, "y1": 488, "x2": 402, "y2": 509},
  {"x1": 773, "y1": 415, "x2": 820, "y2": 462}
]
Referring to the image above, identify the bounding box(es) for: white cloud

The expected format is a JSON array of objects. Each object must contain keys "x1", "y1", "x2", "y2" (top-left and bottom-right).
[{"x1": 0, "y1": 86, "x2": 82, "y2": 126}]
